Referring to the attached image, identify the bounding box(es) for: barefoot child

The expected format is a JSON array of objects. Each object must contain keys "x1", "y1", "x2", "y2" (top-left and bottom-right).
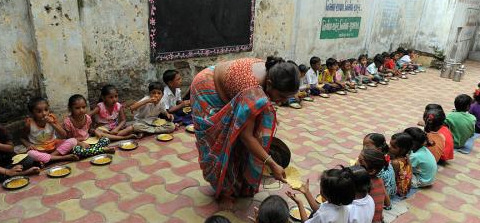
[
  {"x1": 354, "y1": 54, "x2": 373, "y2": 84},
  {"x1": 423, "y1": 109, "x2": 446, "y2": 162},
  {"x1": 0, "y1": 125, "x2": 40, "y2": 182},
  {"x1": 21, "y1": 97, "x2": 79, "y2": 164},
  {"x1": 250, "y1": 195, "x2": 289, "y2": 223},
  {"x1": 320, "y1": 58, "x2": 344, "y2": 93},
  {"x1": 63, "y1": 94, "x2": 114, "y2": 158},
  {"x1": 337, "y1": 60, "x2": 356, "y2": 90},
  {"x1": 127, "y1": 81, "x2": 175, "y2": 134},
  {"x1": 90, "y1": 85, "x2": 137, "y2": 140},
  {"x1": 287, "y1": 166, "x2": 355, "y2": 223},
  {"x1": 445, "y1": 94, "x2": 477, "y2": 154},
  {"x1": 305, "y1": 57, "x2": 324, "y2": 95},
  {"x1": 389, "y1": 133, "x2": 413, "y2": 198},
  {"x1": 162, "y1": 70, "x2": 192, "y2": 125},
  {"x1": 404, "y1": 127, "x2": 437, "y2": 188}
]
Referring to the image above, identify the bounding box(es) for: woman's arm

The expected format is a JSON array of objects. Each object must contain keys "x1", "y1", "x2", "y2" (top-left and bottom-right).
[
  {"x1": 0, "y1": 141, "x2": 14, "y2": 153},
  {"x1": 239, "y1": 117, "x2": 286, "y2": 183}
]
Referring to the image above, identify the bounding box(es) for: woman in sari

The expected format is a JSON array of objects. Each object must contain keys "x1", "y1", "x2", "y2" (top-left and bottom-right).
[{"x1": 190, "y1": 56, "x2": 300, "y2": 204}]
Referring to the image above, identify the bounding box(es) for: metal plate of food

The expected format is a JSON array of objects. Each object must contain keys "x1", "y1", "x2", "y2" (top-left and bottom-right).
[
  {"x1": 2, "y1": 176, "x2": 29, "y2": 190},
  {"x1": 302, "y1": 97, "x2": 314, "y2": 102},
  {"x1": 119, "y1": 141, "x2": 138, "y2": 150},
  {"x1": 367, "y1": 83, "x2": 377, "y2": 87},
  {"x1": 90, "y1": 154, "x2": 113, "y2": 165},
  {"x1": 390, "y1": 77, "x2": 399, "y2": 80},
  {"x1": 336, "y1": 90, "x2": 347, "y2": 95},
  {"x1": 358, "y1": 85, "x2": 367, "y2": 90},
  {"x1": 379, "y1": 81, "x2": 388, "y2": 85},
  {"x1": 401, "y1": 75, "x2": 408, "y2": 79},
  {"x1": 289, "y1": 206, "x2": 313, "y2": 221},
  {"x1": 289, "y1": 103, "x2": 302, "y2": 109},
  {"x1": 46, "y1": 166, "x2": 71, "y2": 178},
  {"x1": 152, "y1": 119, "x2": 167, "y2": 127},
  {"x1": 183, "y1": 106, "x2": 192, "y2": 113},
  {"x1": 185, "y1": 124, "x2": 195, "y2": 133},
  {"x1": 319, "y1": 93, "x2": 330, "y2": 98},
  {"x1": 157, "y1": 134, "x2": 174, "y2": 142},
  {"x1": 346, "y1": 88, "x2": 357, "y2": 93}
]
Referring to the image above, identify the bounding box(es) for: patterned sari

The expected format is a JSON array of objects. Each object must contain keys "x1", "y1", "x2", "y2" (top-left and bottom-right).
[{"x1": 190, "y1": 60, "x2": 276, "y2": 198}]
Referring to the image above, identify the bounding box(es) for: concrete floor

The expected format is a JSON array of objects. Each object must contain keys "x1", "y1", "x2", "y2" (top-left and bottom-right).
[{"x1": 1, "y1": 61, "x2": 479, "y2": 223}]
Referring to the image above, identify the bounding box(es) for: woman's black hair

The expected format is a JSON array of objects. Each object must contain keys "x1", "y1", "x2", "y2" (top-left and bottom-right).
[
  {"x1": 320, "y1": 166, "x2": 355, "y2": 205},
  {"x1": 365, "y1": 133, "x2": 389, "y2": 154},
  {"x1": 326, "y1": 58, "x2": 338, "y2": 69},
  {"x1": 28, "y1": 97, "x2": 49, "y2": 112},
  {"x1": 423, "y1": 109, "x2": 446, "y2": 133},
  {"x1": 269, "y1": 137, "x2": 291, "y2": 169},
  {"x1": 349, "y1": 165, "x2": 371, "y2": 195},
  {"x1": 265, "y1": 56, "x2": 300, "y2": 93},
  {"x1": 309, "y1": 56, "x2": 321, "y2": 67},
  {"x1": 391, "y1": 133, "x2": 413, "y2": 157},
  {"x1": 98, "y1": 84, "x2": 118, "y2": 103},
  {"x1": 424, "y1": 103, "x2": 444, "y2": 112},
  {"x1": 257, "y1": 195, "x2": 289, "y2": 223},
  {"x1": 361, "y1": 146, "x2": 388, "y2": 172},
  {"x1": 148, "y1": 81, "x2": 164, "y2": 92},
  {"x1": 298, "y1": 64, "x2": 309, "y2": 73},
  {"x1": 204, "y1": 215, "x2": 231, "y2": 223},
  {"x1": 162, "y1": 70, "x2": 179, "y2": 86},
  {"x1": 68, "y1": 94, "x2": 87, "y2": 109},
  {"x1": 404, "y1": 127, "x2": 431, "y2": 152},
  {"x1": 454, "y1": 94, "x2": 472, "y2": 112}
]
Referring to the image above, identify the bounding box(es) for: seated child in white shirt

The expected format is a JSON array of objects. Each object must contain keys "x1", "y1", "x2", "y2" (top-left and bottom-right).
[
  {"x1": 348, "y1": 165, "x2": 375, "y2": 223},
  {"x1": 161, "y1": 70, "x2": 192, "y2": 126}
]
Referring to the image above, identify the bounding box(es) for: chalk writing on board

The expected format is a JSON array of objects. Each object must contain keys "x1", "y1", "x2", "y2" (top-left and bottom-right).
[
  {"x1": 325, "y1": 0, "x2": 362, "y2": 12},
  {"x1": 320, "y1": 17, "x2": 361, "y2": 39}
]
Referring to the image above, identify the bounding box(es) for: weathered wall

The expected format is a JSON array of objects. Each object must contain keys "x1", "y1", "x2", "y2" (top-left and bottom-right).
[{"x1": 0, "y1": 0, "x2": 41, "y2": 122}]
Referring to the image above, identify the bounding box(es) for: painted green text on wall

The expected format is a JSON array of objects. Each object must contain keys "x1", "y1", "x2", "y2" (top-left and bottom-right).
[{"x1": 320, "y1": 17, "x2": 361, "y2": 39}]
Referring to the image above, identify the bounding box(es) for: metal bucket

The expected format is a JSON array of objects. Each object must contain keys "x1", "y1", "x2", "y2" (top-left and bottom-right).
[
  {"x1": 440, "y1": 65, "x2": 451, "y2": 78},
  {"x1": 447, "y1": 66, "x2": 455, "y2": 79},
  {"x1": 453, "y1": 70, "x2": 462, "y2": 82}
]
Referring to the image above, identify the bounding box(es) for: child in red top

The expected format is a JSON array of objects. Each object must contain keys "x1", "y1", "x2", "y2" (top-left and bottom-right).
[
  {"x1": 357, "y1": 146, "x2": 389, "y2": 223},
  {"x1": 383, "y1": 52, "x2": 401, "y2": 77},
  {"x1": 423, "y1": 104, "x2": 454, "y2": 161}
]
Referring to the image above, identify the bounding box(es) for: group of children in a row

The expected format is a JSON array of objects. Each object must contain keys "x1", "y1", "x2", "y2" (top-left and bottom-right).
[
  {"x1": 0, "y1": 70, "x2": 192, "y2": 181},
  {"x1": 205, "y1": 91, "x2": 479, "y2": 223},
  {"x1": 286, "y1": 48, "x2": 422, "y2": 108}
]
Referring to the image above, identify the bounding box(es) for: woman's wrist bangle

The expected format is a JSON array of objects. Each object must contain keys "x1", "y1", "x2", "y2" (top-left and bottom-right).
[{"x1": 263, "y1": 155, "x2": 272, "y2": 165}]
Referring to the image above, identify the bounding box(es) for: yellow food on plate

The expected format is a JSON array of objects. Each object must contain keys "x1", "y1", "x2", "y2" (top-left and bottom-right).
[
  {"x1": 153, "y1": 119, "x2": 167, "y2": 126},
  {"x1": 316, "y1": 194, "x2": 324, "y2": 203},
  {"x1": 12, "y1": 154, "x2": 28, "y2": 165},
  {"x1": 121, "y1": 143, "x2": 136, "y2": 150},
  {"x1": 183, "y1": 107, "x2": 192, "y2": 113},
  {"x1": 349, "y1": 159, "x2": 358, "y2": 166},
  {"x1": 290, "y1": 207, "x2": 311, "y2": 220},
  {"x1": 49, "y1": 168, "x2": 70, "y2": 177},
  {"x1": 6, "y1": 178, "x2": 28, "y2": 189},
  {"x1": 285, "y1": 166, "x2": 302, "y2": 189},
  {"x1": 93, "y1": 157, "x2": 111, "y2": 165},
  {"x1": 186, "y1": 125, "x2": 195, "y2": 132},
  {"x1": 157, "y1": 134, "x2": 173, "y2": 141},
  {"x1": 83, "y1": 137, "x2": 100, "y2": 145}
]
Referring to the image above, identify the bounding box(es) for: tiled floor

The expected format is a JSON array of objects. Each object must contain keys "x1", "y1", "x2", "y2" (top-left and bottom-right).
[{"x1": 1, "y1": 61, "x2": 479, "y2": 223}]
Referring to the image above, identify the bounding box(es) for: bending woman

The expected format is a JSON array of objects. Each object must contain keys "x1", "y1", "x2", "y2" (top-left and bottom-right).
[{"x1": 191, "y1": 57, "x2": 300, "y2": 203}]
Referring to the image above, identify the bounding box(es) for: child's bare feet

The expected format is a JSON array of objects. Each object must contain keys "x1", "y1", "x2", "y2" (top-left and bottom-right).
[
  {"x1": 63, "y1": 154, "x2": 80, "y2": 162},
  {"x1": 22, "y1": 167, "x2": 40, "y2": 176},
  {"x1": 135, "y1": 133, "x2": 144, "y2": 139},
  {"x1": 104, "y1": 147, "x2": 116, "y2": 154}
]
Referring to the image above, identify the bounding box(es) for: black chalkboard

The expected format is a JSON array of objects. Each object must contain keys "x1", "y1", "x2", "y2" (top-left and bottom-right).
[{"x1": 148, "y1": 0, "x2": 255, "y2": 62}]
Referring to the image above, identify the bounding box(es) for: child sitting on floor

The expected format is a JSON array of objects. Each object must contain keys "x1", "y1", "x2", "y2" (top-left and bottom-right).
[
  {"x1": 90, "y1": 85, "x2": 137, "y2": 140},
  {"x1": 389, "y1": 133, "x2": 413, "y2": 198},
  {"x1": 63, "y1": 94, "x2": 114, "y2": 158},
  {"x1": 398, "y1": 49, "x2": 420, "y2": 71},
  {"x1": 421, "y1": 104, "x2": 454, "y2": 161},
  {"x1": 357, "y1": 146, "x2": 389, "y2": 223},
  {"x1": 127, "y1": 81, "x2": 175, "y2": 134},
  {"x1": 285, "y1": 62, "x2": 308, "y2": 108},
  {"x1": 162, "y1": 70, "x2": 192, "y2": 125},
  {"x1": 305, "y1": 57, "x2": 324, "y2": 95},
  {"x1": 21, "y1": 97, "x2": 79, "y2": 164},
  {"x1": 204, "y1": 215, "x2": 231, "y2": 223},
  {"x1": 445, "y1": 94, "x2": 476, "y2": 154},
  {"x1": 381, "y1": 52, "x2": 400, "y2": 77},
  {"x1": 363, "y1": 133, "x2": 396, "y2": 206},
  {"x1": 404, "y1": 127, "x2": 437, "y2": 188},
  {"x1": 366, "y1": 54, "x2": 386, "y2": 83},
  {"x1": 354, "y1": 54, "x2": 373, "y2": 84},
  {"x1": 0, "y1": 125, "x2": 40, "y2": 182},
  {"x1": 250, "y1": 195, "x2": 289, "y2": 223},
  {"x1": 423, "y1": 109, "x2": 446, "y2": 162},
  {"x1": 337, "y1": 59, "x2": 356, "y2": 90},
  {"x1": 348, "y1": 165, "x2": 375, "y2": 223},
  {"x1": 320, "y1": 58, "x2": 344, "y2": 93},
  {"x1": 287, "y1": 166, "x2": 355, "y2": 223},
  {"x1": 465, "y1": 90, "x2": 480, "y2": 152}
]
